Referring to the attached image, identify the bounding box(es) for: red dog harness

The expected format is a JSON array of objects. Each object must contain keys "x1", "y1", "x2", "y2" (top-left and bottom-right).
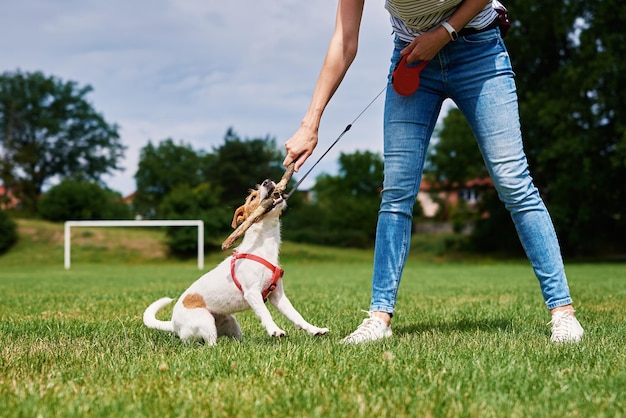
[{"x1": 230, "y1": 251, "x2": 284, "y2": 302}]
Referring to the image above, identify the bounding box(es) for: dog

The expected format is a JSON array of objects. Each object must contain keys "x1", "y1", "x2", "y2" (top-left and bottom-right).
[{"x1": 143, "y1": 179, "x2": 329, "y2": 345}]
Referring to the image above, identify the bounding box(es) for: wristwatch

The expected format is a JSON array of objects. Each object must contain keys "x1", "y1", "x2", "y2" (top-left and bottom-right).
[{"x1": 441, "y1": 21, "x2": 458, "y2": 41}]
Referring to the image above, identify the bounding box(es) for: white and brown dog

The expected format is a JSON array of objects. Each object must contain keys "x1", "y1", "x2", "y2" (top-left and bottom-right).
[{"x1": 143, "y1": 179, "x2": 329, "y2": 345}]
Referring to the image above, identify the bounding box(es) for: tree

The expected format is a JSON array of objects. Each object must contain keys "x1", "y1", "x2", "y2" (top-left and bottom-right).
[
  {"x1": 421, "y1": 2, "x2": 626, "y2": 255},
  {"x1": 38, "y1": 179, "x2": 131, "y2": 222},
  {"x1": 0, "y1": 70, "x2": 125, "y2": 214},
  {"x1": 426, "y1": 108, "x2": 496, "y2": 235},
  {"x1": 505, "y1": 1, "x2": 626, "y2": 254},
  {"x1": 133, "y1": 129, "x2": 290, "y2": 256},
  {"x1": 206, "y1": 128, "x2": 286, "y2": 208},
  {"x1": 158, "y1": 182, "x2": 229, "y2": 256},
  {"x1": 427, "y1": 108, "x2": 487, "y2": 186},
  {"x1": 0, "y1": 209, "x2": 17, "y2": 255},
  {"x1": 283, "y1": 151, "x2": 383, "y2": 247},
  {"x1": 134, "y1": 139, "x2": 206, "y2": 217}
]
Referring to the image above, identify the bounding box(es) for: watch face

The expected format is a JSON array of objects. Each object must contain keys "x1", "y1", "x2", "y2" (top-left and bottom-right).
[
  {"x1": 442, "y1": 21, "x2": 458, "y2": 41},
  {"x1": 391, "y1": 56, "x2": 429, "y2": 96}
]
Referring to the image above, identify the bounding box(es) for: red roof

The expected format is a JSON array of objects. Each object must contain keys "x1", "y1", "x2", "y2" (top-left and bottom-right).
[{"x1": 421, "y1": 177, "x2": 493, "y2": 191}]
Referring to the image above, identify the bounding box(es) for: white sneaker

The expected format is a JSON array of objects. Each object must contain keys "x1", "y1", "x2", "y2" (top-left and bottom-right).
[
  {"x1": 341, "y1": 311, "x2": 392, "y2": 344},
  {"x1": 549, "y1": 309, "x2": 584, "y2": 343}
]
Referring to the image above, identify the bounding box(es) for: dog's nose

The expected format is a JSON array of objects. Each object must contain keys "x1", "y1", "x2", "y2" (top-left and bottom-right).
[{"x1": 263, "y1": 179, "x2": 276, "y2": 191}]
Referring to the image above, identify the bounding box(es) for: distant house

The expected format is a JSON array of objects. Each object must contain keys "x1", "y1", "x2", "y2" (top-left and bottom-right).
[
  {"x1": 0, "y1": 185, "x2": 19, "y2": 210},
  {"x1": 122, "y1": 191, "x2": 136, "y2": 205},
  {"x1": 418, "y1": 177, "x2": 494, "y2": 218}
]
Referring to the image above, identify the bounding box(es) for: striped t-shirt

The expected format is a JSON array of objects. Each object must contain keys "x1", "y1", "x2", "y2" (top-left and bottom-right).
[{"x1": 386, "y1": 0, "x2": 503, "y2": 42}]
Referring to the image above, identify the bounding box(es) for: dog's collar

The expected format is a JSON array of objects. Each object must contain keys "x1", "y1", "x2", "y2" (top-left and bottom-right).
[{"x1": 230, "y1": 250, "x2": 284, "y2": 302}]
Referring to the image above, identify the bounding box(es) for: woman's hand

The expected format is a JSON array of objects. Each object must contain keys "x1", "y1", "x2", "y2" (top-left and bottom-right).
[
  {"x1": 401, "y1": 0, "x2": 490, "y2": 63},
  {"x1": 283, "y1": 123, "x2": 319, "y2": 172},
  {"x1": 401, "y1": 26, "x2": 450, "y2": 63}
]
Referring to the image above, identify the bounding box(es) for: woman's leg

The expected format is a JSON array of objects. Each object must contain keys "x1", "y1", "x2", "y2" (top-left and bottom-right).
[
  {"x1": 342, "y1": 44, "x2": 445, "y2": 344},
  {"x1": 370, "y1": 41, "x2": 446, "y2": 316},
  {"x1": 449, "y1": 29, "x2": 573, "y2": 310}
]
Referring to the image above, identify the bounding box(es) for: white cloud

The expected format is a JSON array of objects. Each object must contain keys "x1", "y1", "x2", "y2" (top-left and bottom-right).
[{"x1": 2, "y1": 0, "x2": 415, "y2": 196}]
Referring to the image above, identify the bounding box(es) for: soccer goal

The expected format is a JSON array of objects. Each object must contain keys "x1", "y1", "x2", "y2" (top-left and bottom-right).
[{"x1": 63, "y1": 220, "x2": 204, "y2": 270}]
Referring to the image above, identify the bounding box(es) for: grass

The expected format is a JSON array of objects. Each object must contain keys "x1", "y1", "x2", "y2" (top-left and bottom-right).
[{"x1": 1, "y1": 220, "x2": 625, "y2": 417}]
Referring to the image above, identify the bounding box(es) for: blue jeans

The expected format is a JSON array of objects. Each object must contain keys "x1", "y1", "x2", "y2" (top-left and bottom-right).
[{"x1": 371, "y1": 28, "x2": 572, "y2": 314}]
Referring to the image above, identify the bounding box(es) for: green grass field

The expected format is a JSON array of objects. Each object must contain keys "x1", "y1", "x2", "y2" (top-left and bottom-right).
[{"x1": 1, "y1": 220, "x2": 625, "y2": 417}]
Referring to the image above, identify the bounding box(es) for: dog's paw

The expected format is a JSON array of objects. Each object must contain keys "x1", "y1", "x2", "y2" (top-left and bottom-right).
[
  {"x1": 269, "y1": 328, "x2": 286, "y2": 338},
  {"x1": 307, "y1": 326, "x2": 330, "y2": 336}
]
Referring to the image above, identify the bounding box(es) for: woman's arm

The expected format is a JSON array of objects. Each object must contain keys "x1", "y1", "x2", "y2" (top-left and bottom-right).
[{"x1": 283, "y1": 0, "x2": 365, "y2": 171}]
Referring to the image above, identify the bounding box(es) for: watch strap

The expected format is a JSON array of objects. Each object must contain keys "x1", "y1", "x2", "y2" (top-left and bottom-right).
[{"x1": 441, "y1": 21, "x2": 458, "y2": 41}]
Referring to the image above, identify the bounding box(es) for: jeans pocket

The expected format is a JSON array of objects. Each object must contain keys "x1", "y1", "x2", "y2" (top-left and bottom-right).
[
  {"x1": 390, "y1": 37, "x2": 409, "y2": 77},
  {"x1": 460, "y1": 27, "x2": 500, "y2": 44}
]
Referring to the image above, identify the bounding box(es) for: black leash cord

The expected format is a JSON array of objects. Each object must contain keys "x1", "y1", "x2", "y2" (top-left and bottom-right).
[{"x1": 284, "y1": 85, "x2": 387, "y2": 201}]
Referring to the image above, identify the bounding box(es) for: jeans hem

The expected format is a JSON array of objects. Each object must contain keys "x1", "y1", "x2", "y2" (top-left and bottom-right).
[
  {"x1": 546, "y1": 298, "x2": 573, "y2": 311},
  {"x1": 369, "y1": 305, "x2": 394, "y2": 316}
]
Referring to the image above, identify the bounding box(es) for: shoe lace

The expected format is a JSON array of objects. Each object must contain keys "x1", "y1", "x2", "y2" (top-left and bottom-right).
[
  {"x1": 548, "y1": 310, "x2": 576, "y2": 337},
  {"x1": 346, "y1": 311, "x2": 385, "y2": 339}
]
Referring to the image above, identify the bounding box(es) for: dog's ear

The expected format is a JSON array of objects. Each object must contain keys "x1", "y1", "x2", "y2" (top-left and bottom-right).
[{"x1": 231, "y1": 205, "x2": 246, "y2": 229}]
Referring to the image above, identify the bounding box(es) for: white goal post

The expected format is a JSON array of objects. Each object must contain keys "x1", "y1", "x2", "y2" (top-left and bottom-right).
[{"x1": 64, "y1": 220, "x2": 204, "y2": 270}]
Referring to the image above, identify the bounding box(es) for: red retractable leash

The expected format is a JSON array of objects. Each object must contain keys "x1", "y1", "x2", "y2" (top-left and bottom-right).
[{"x1": 391, "y1": 55, "x2": 429, "y2": 96}]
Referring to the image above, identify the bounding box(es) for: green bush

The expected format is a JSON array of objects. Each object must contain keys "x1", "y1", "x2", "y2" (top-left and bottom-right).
[
  {"x1": 158, "y1": 183, "x2": 228, "y2": 258},
  {"x1": 468, "y1": 191, "x2": 523, "y2": 255},
  {"x1": 0, "y1": 210, "x2": 18, "y2": 254},
  {"x1": 39, "y1": 179, "x2": 131, "y2": 221}
]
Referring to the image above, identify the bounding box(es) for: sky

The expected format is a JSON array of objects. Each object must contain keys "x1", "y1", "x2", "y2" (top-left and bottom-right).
[{"x1": 2, "y1": 0, "x2": 450, "y2": 196}]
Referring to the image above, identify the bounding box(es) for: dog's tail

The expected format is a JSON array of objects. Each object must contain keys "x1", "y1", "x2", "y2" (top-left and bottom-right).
[{"x1": 143, "y1": 297, "x2": 175, "y2": 332}]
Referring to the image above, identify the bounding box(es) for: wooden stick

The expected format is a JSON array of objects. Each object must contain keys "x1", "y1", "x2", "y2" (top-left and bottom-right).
[{"x1": 221, "y1": 163, "x2": 295, "y2": 250}]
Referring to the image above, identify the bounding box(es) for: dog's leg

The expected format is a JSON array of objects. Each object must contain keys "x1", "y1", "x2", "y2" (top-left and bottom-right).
[
  {"x1": 242, "y1": 291, "x2": 286, "y2": 337},
  {"x1": 177, "y1": 309, "x2": 219, "y2": 345},
  {"x1": 268, "y1": 282, "x2": 329, "y2": 336},
  {"x1": 214, "y1": 314, "x2": 242, "y2": 340}
]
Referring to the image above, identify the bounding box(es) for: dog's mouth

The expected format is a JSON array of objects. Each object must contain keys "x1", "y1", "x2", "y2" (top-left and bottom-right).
[
  {"x1": 261, "y1": 179, "x2": 284, "y2": 207},
  {"x1": 260, "y1": 179, "x2": 275, "y2": 199},
  {"x1": 229, "y1": 178, "x2": 286, "y2": 230}
]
